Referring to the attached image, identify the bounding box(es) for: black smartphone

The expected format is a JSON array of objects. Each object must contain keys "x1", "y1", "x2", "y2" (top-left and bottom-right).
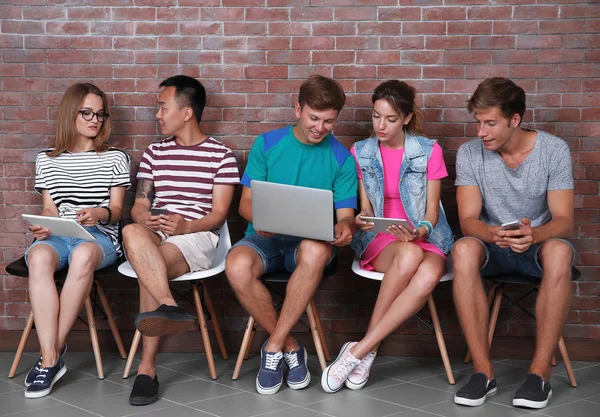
[{"x1": 150, "y1": 208, "x2": 169, "y2": 216}]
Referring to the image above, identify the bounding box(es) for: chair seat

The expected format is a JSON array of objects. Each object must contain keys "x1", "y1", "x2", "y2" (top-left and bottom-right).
[
  {"x1": 118, "y1": 260, "x2": 225, "y2": 281},
  {"x1": 483, "y1": 266, "x2": 581, "y2": 284},
  {"x1": 6, "y1": 256, "x2": 123, "y2": 280},
  {"x1": 351, "y1": 255, "x2": 454, "y2": 282}
]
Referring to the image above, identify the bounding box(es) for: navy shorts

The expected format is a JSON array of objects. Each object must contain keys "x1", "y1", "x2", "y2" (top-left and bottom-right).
[
  {"x1": 458, "y1": 237, "x2": 576, "y2": 278},
  {"x1": 230, "y1": 233, "x2": 335, "y2": 275}
]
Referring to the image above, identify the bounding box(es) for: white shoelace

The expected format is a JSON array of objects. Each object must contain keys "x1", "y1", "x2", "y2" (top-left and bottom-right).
[
  {"x1": 264, "y1": 352, "x2": 283, "y2": 371},
  {"x1": 284, "y1": 351, "x2": 300, "y2": 370},
  {"x1": 352, "y1": 351, "x2": 376, "y2": 378},
  {"x1": 33, "y1": 368, "x2": 49, "y2": 385},
  {"x1": 332, "y1": 356, "x2": 359, "y2": 381}
]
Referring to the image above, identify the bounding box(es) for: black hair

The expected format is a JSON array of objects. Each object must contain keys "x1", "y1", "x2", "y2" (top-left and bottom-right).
[{"x1": 159, "y1": 75, "x2": 207, "y2": 123}]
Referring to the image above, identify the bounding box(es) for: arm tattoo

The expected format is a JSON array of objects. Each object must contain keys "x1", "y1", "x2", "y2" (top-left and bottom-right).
[{"x1": 135, "y1": 179, "x2": 154, "y2": 200}]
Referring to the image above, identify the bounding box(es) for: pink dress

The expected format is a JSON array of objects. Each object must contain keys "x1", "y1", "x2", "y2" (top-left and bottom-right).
[{"x1": 351, "y1": 142, "x2": 449, "y2": 271}]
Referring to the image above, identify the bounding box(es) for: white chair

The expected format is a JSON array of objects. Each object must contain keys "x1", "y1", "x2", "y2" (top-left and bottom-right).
[
  {"x1": 351, "y1": 255, "x2": 455, "y2": 385},
  {"x1": 118, "y1": 222, "x2": 231, "y2": 380}
]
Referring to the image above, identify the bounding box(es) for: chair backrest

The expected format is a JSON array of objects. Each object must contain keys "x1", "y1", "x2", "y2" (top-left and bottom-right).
[{"x1": 211, "y1": 221, "x2": 231, "y2": 269}]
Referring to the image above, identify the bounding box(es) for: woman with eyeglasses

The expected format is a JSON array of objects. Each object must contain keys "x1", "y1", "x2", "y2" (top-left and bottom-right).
[{"x1": 23, "y1": 83, "x2": 131, "y2": 399}]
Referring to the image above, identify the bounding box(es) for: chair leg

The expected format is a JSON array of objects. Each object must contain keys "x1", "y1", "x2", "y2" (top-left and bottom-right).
[
  {"x1": 557, "y1": 336, "x2": 577, "y2": 387},
  {"x1": 487, "y1": 285, "x2": 504, "y2": 349},
  {"x1": 9, "y1": 310, "x2": 35, "y2": 378},
  {"x1": 427, "y1": 295, "x2": 455, "y2": 385},
  {"x1": 202, "y1": 284, "x2": 228, "y2": 360},
  {"x1": 306, "y1": 301, "x2": 327, "y2": 371},
  {"x1": 193, "y1": 284, "x2": 217, "y2": 380},
  {"x1": 244, "y1": 325, "x2": 256, "y2": 360},
  {"x1": 552, "y1": 354, "x2": 557, "y2": 366},
  {"x1": 310, "y1": 299, "x2": 330, "y2": 361},
  {"x1": 123, "y1": 330, "x2": 142, "y2": 379},
  {"x1": 84, "y1": 296, "x2": 104, "y2": 379},
  {"x1": 465, "y1": 283, "x2": 498, "y2": 363},
  {"x1": 233, "y1": 316, "x2": 255, "y2": 380},
  {"x1": 95, "y1": 281, "x2": 127, "y2": 359}
]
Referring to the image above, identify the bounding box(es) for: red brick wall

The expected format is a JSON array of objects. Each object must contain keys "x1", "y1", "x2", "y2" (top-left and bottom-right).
[{"x1": 1, "y1": 1, "x2": 599, "y2": 341}]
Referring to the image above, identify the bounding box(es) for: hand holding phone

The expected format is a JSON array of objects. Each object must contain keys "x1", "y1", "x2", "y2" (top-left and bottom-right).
[
  {"x1": 501, "y1": 220, "x2": 520, "y2": 230},
  {"x1": 150, "y1": 208, "x2": 169, "y2": 216}
]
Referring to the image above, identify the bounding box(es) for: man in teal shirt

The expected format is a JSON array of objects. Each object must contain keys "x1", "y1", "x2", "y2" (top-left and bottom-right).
[{"x1": 226, "y1": 75, "x2": 357, "y2": 395}]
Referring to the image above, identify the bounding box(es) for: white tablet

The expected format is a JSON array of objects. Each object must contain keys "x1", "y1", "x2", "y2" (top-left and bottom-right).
[
  {"x1": 360, "y1": 216, "x2": 413, "y2": 234},
  {"x1": 22, "y1": 214, "x2": 96, "y2": 240}
]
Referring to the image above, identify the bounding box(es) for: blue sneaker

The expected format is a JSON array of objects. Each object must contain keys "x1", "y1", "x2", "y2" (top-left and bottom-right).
[
  {"x1": 24, "y1": 357, "x2": 66, "y2": 398},
  {"x1": 256, "y1": 340, "x2": 284, "y2": 395},
  {"x1": 24, "y1": 344, "x2": 67, "y2": 387},
  {"x1": 283, "y1": 341, "x2": 310, "y2": 390}
]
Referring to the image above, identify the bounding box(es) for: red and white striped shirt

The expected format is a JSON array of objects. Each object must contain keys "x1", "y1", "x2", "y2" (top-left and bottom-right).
[{"x1": 137, "y1": 136, "x2": 239, "y2": 221}]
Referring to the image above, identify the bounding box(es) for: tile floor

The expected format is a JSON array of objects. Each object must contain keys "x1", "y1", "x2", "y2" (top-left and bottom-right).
[{"x1": 0, "y1": 351, "x2": 598, "y2": 417}]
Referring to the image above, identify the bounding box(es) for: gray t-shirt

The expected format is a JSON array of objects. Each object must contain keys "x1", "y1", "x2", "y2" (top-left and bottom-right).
[{"x1": 455, "y1": 130, "x2": 573, "y2": 227}]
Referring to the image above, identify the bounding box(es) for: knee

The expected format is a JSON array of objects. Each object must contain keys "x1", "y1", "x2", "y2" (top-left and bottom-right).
[
  {"x1": 411, "y1": 269, "x2": 440, "y2": 299},
  {"x1": 69, "y1": 245, "x2": 99, "y2": 275},
  {"x1": 297, "y1": 240, "x2": 332, "y2": 267},
  {"x1": 225, "y1": 249, "x2": 261, "y2": 290},
  {"x1": 390, "y1": 244, "x2": 424, "y2": 270},
  {"x1": 122, "y1": 224, "x2": 146, "y2": 249},
  {"x1": 539, "y1": 240, "x2": 573, "y2": 271},
  {"x1": 452, "y1": 239, "x2": 484, "y2": 272},
  {"x1": 27, "y1": 246, "x2": 57, "y2": 269}
]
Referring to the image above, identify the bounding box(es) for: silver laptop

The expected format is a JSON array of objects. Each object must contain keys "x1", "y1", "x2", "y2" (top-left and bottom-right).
[{"x1": 251, "y1": 180, "x2": 335, "y2": 241}]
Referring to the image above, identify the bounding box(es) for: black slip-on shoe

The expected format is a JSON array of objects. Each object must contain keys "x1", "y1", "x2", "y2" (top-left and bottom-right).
[
  {"x1": 129, "y1": 374, "x2": 159, "y2": 406},
  {"x1": 454, "y1": 372, "x2": 498, "y2": 407},
  {"x1": 134, "y1": 304, "x2": 194, "y2": 337},
  {"x1": 513, "y1": 373, "x2": 552, "y2": 409}
]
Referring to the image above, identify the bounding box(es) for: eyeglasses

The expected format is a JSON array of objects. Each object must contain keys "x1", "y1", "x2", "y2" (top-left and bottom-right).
[{"x1": 79, "y1": 110, "x2": 109, "y2": 122}]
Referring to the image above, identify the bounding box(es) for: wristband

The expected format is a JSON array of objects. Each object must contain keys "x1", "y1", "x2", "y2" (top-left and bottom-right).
[
  {"x1": 103, "y1": 207, "x2": 112, "y2": 224},
  {"x1": 417, "y1": 220, "x2": 433, "y2": 236}
]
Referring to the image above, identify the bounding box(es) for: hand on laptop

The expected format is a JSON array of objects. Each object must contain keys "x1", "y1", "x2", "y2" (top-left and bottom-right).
[
  {"x1": 28, "y1": 225, "x2": 51, "y2": 240},
  {"x1": 256, "y1": 230, "x2": 276, "y2": 239},
  {"x1": 330, "y1": 220, "x2": 353, "y2": 247}
]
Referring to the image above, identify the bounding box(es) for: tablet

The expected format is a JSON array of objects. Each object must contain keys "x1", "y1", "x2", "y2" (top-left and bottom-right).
[
  {"x1": 360, "y1": 216, "x2": 413, "y2": 234},
  {"x1": 22, "y1": 214, "x2": 96, "y2": 240}
]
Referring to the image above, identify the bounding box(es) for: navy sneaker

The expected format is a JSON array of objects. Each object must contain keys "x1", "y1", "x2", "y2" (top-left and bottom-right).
[
  {"x1": 24, "y1": 344, "x2": 67, "y2": 388},
  {"x1": 454, "y1": 372, "x2": 497, "y2": 406},
  {"x1": 513, "y1": 373, "x2": 552, "y2": 409},
  {"x1": 256, "y1": 339, "x2": 284, "y2": 395},
  {"x1": 283, "y1": 341, "x2": 310, "y2": 390},
  {"x1": 24, "y1": 357, "x2": 66, "y2": 398}
]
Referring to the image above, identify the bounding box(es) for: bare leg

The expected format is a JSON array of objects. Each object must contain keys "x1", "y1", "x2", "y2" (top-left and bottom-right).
[
  {"x1": 27, "y1": 246, "x2": 61, "y2": 367},
  {"x1": 352, "y1": 252, "x2": 446, "y2": 359},
  {"x1": 266, "y1": 240, "x2": 331, "y2": 353},
  {"x1": 226, "y1": 246, "x2": 296, "y2": 352},
  {"x1": 452, "y1": 238, "x2": 492, "y2": 378},
  {"x1": 55, "y1": 243, "x2": 103, "y2": 356},
  {"x1": 530, "y1": 240, "x2": 573, "y2": 380},
  {"x1": 122, "y1": 224, "x2": 178, "y2": 306}
]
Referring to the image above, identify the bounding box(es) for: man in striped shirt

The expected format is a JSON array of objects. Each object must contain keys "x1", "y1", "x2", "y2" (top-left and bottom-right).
[{"x1": 122, "y1": 75, "x2": 239, "y2": 406}]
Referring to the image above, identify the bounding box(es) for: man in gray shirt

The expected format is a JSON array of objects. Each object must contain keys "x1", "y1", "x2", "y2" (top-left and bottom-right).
[{"x1": 452, "y1": 78, "x2": 575, "y2": 410}]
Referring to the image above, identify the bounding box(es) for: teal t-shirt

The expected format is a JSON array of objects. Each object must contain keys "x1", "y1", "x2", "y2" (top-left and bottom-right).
[{"x1": 241, "y1": 126, "x2": 358, "y2": 236}]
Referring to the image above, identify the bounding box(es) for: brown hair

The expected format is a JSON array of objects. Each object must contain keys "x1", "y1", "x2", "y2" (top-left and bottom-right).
[
  {"x1": 298, "y1": 75, "x2": 346, "y2": 112},
  {"x1": 49, "y1": 83, "x2": 111, "y2": 157},
  {"x1": 372, "y1": 80, "x2": 423, "y2": 136},
  {"x1": 468, "y1": 77, "x2": 526, "y2": 123}
]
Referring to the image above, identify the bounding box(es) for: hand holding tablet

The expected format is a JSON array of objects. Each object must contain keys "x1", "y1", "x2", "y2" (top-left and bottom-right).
[
  {"x1": 22, "y1": 214, "x2": 96, "y2": 240},
  {"x1": 359, "y1": 216, "x2": 413, "y2": 234}
]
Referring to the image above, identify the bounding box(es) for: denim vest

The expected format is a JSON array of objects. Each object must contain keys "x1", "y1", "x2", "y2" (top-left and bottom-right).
[{"x1": 349, "y1": 134, "x2": 454, "y2": 257}]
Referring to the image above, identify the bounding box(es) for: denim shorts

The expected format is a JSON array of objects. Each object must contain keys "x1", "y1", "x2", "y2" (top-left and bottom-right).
[
  {"x1": 459, "y1": 237, "x2": 576, "y2": 278},
  {"x1": 230, "y1": 233, "x2": 334, "y2": 275},
  {"x1": 25, "y1": 226, "x2": 118, "y2": 271}
]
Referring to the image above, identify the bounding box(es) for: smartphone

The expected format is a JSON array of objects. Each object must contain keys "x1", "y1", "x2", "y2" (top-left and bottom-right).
[
  {"x1": 501, "y1": 220, "x2": 520, "y2": 230},
  {"x1": 150, "y1": 208, "x2": 169, "y2": 216}
]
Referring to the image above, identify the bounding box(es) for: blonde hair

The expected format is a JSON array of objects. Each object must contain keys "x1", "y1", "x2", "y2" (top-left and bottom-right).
[{"x1": 49, "y1": 83, "x2": 111, "y2": 157}]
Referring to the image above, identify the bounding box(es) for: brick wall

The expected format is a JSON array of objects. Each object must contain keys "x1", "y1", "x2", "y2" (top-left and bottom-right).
[{"x1": 1, "y1": 1, "x2": 599, "y2": 342}]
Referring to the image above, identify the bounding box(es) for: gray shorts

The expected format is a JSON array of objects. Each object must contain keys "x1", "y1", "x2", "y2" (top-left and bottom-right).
[
  {"x1": 458, "y1": 237, "x2": 576, "y2": 278},
  {"x1": 154, "y1": 230, "x2": 219, "y2": 273}
]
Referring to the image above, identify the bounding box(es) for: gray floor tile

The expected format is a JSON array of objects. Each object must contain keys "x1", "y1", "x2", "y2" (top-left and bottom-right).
[
  {"x1": 258, "y1": 407, "x2": 331, "y2": 417},
  {"x1": 257, "y1": 381, "x2": 347, "y2": 407},
  {"x1": 187, "y1": 392, "x2": 291, "y2": 417},
  {"x1": 409, "y1": 372, "x2": 469, "y2": 394},
  {"x1": 153, "y1": 352, "x2": 207, "y2": 366},
  {"x1": 501, "y1": 358, "x2": 593, "y2": 375},
  {"x1": 551, "y1": 377, "x2": 600, "y2": 400},
  {"x1": 0, "y1": 353, "x2": 34, "y2": 380},
  {"x1": 7, "y1": 403, "x2": 100, "y2": 417},
  {"x1": 456, "y1": 362, "x2": 531, "y2": 388},
  {"x1": 359, "y1": 382, "x2": 452, "y2": 408},
  {"x1": 63, "y1": 353, "x2": 129, "y2": 377},
  {"x1": 159, "y1": 378, "x2": 240, "y2": 404},
  {"x1": 422, "y1": 399, "x2": 532, "y2": 417},
  {"x1": 0, "y1": 378, "x2": 24, "y2": 395},
  {"x1": 584, "y1": 393, "x2": 600, "y2": 404},
  {"x1": 0, "y1": 390, "x2": 62, "y2": 417},
  {"x1": 161, "y1": 355, "x2": 246, "y2": 380},
  {"x1": 385, "y1": 411, "x2": 445, "y2": 417},
  {"x1": 305, "y1": 394, "x2": 411, "y2": 417},
  {"x1": 49, "y1": 377, "x2": 130, "y2": 403},
  {"x1": 122, "y1": 404, "x2": 217, "y2": 417},
  {"x1": 68, "y1": 391, "x2": 172, "y2": 416},
  {"x1": 568, "y1": 364, "x2": 600, "y2": 384},
  {"x1": 106, "y1": 367, "x2": 199, "y2": 390},
  {"x1": 371, "y1": 358, "x2": 447, "y2": 382},
  {"x1": 537, "y1": 399, "x2": 600, "y2": 417}
]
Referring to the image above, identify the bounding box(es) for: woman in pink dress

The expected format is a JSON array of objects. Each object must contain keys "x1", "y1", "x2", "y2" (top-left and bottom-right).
[{"x1": 322, "y1": 80, "x2": 454, "y2": 393}]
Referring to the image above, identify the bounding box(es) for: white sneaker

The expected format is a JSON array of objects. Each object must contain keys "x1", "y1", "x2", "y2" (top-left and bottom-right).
[
  {"x1": 345, "y1": 351, "x2": 376, "y2": 390},
  {"x1": 321, "y1": 342, "x2": 360, "y2": 393}
]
